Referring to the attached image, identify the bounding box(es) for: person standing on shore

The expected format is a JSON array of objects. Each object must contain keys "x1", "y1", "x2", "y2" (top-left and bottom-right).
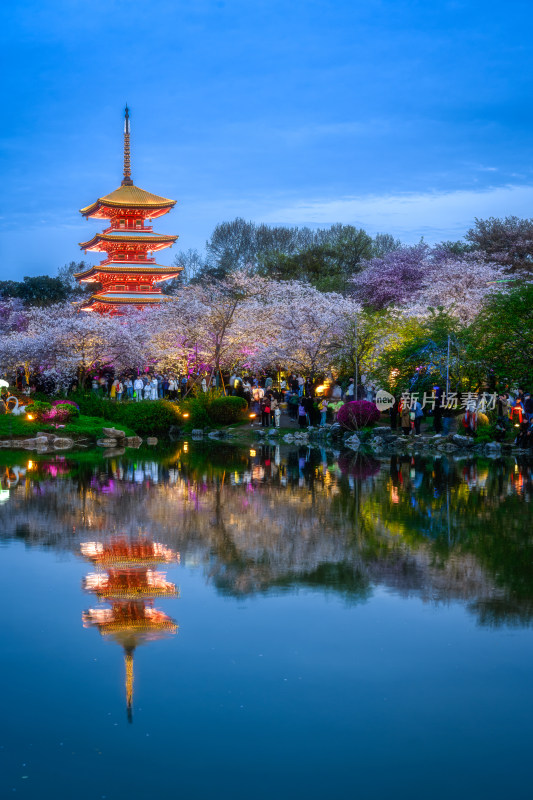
[
  {"x1": 400, "y1": 400, "x2": 411, "y2": 436},
  {"x1": 319, "y1": 397, "x2": 328, "y2": 426}
]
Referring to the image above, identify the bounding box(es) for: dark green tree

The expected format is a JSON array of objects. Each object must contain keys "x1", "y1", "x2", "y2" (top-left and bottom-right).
[
  {"x1": 0, "y1": 275, "x2": 69, "y2": 305},
  {"x1": 467, "y1": 283, "x2": 533, "y2": 387}
]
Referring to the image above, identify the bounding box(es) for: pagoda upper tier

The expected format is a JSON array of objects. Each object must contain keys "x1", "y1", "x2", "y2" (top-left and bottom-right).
[
  {"x1": 77, "y1": 106, "x2": 181, "y2": 314},
  {"x1": 80, "y1": 184, "x2": 176, "y2": 221}
]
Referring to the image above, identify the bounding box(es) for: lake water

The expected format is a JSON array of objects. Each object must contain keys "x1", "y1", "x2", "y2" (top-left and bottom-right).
[{"x1": 1, "y1": 443, "x2": 533, "y2": 799}]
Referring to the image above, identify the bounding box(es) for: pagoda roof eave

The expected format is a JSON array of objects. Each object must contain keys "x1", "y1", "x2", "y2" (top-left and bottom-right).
[
  {"x1": 79, "y1": 233, "x2": 178, "y2": 250},
  {"x1": 80, "y1": 293, "x2": 177, "y2": 310},
  {"x1": 80, "y1": 184, "x2": 176, "y2": 217},
  {"x1": 74, "y1": 264, "x2": 183, "y2": 279}
]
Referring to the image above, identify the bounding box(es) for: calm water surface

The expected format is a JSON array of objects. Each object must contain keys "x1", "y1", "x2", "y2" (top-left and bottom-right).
[{"x1": 1, "y1": 443, "x2": 533, "y2": 799}]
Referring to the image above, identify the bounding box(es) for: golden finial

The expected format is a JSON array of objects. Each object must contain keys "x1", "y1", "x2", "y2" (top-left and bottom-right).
[{"x1": 122, "y1": 105, "x2": 133, "y2": 186}]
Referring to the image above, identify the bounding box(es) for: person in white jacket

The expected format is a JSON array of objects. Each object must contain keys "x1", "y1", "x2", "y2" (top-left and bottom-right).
[{"x1": 134, "y1": 377, "x2": 144, "y2": 402}]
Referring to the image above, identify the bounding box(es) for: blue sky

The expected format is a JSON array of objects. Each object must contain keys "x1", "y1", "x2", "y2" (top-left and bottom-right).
[{"x1": 2, "y1": 0, "x2": 533, "y2": 279}]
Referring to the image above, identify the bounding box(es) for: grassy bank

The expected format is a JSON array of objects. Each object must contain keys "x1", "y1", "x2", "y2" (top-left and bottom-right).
[{"x1": 0, "y1": 414, "x2": 136, "y2": 441}]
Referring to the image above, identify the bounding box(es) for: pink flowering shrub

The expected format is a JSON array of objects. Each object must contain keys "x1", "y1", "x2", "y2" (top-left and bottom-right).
[
  {"x1": 42, "y1": 400, "x2": 80, "y2": 423},
  {"x1": 337, "y1": 400, "x2": 380, "y2": 430}
]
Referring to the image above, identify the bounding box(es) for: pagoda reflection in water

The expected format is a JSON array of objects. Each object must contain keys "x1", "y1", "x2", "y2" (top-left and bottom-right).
[{"x1": 82, "y1": 538, "x2": 179, "y2": 722}]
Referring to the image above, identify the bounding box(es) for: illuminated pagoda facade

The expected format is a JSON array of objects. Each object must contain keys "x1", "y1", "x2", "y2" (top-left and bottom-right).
[
  {"x1": 76, "y1": 107, "x2": 182, "y2": 313},
  {"x1": 82, "y1": 538, "x2": 179, "y2": 722}
]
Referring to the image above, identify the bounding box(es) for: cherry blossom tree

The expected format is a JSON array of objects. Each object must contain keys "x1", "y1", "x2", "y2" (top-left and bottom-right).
[
  {"x1": 352, "y1": 244, "x2": 428, "y2": 309},
  {"x1": 408, "y1": 252, "x2": 509, "y2": 324},
  {"x1": 0, "y1": 303, "x2": 150, "y2": 389},
  {"x1": 466, "y1": 216, "x2": 533, "y2": 273},
  {"x1": 352, "y1": 244, "x2": 509, "y2": 323},
  {"x1": 263, "y1": 283, "x2": 360, "y2": 378}
]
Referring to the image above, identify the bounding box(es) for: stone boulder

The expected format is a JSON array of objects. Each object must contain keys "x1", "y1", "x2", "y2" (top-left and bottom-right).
[
  {"x1": 368, "y1": 435, "x2": 384, "y2": 452},
  {"x1": 36, "y1": 433, "x2": 56, "y2": 444},
  {"x1": 191, "y1": 429, "x2": 204, "y2": 440},
  {"x1": 328, "y1": 423, "x2": 344, "y2": 439},
  {"x1": 96, "y1": 438, "x2": 118, "y2": 448},
  {"x1": 53, "y1": 437, "x2": 74, "y2": 450},
  {"x1": 344, "y1": 433, "x2": 360, "y2": 450},
  {"x1": 102, "y1": 427, "x2": 126, "y2": 439},
  {"x1": 452, "y1": 434, "x2": 474, "y2": 448},
  {"x1": 9, "y1": 440, "x2": 27, "y2": 449},
  {"x1": 123, "y1": 436, "x2": 142, "y2": 449},
  {"x1": 436, "y1": 442, "x2": 459, "y2": 453},
  {"x1": 484, "y1": 441, "x2": 502, "y2": 456},
  {"x1": 35, "y1": 436, "x2": 51, "y2": 447},
  {"x1": 146, "y1": 437, "x2": 158, "y2": 446},
  {"x1": 283, "y1": 434, "x2": 295, "y2": 443},
  {"x1": 382, "y1": 434, "x2": 400, "y2": 444}
]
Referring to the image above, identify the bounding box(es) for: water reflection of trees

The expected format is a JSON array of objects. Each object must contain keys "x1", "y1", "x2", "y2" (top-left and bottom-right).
[{"x1": 1, "y1": 446, "x2": 533, "y2": 625}]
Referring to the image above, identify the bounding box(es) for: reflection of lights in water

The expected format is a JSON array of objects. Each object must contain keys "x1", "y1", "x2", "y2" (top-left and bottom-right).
[
  {"x1": 81, "y1": 539, "x2": 180, "y2": 566},
  {"x1": 27, "y1": 461, "x2": 34, "y2": 470},
  {"x1": 0, "y1": 489, "x2": 10, "y2": 504},
  {"x1": 183, "y1": 442, "x2": 189, "y2": 453},
  {"x1": 391, "y1": 486, "x2": 399, "y2": 504},
  {"x1": 83, "y1": 569, "x2": 179, "y2": 599},
  {"x1": 249, "y1": 449, "x2": 256, "y2": 457}
]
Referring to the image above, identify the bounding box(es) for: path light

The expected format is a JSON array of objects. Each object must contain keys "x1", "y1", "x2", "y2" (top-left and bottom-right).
[
  {"x1": 249, "y1": 412, "x2": 256, "y2": 427},
  {"x1": 26, "y1": 413, "x2": 35, "y2": 420},
  {"x1": 182, "y1": 412, "x2": 190, "y2": 418}
]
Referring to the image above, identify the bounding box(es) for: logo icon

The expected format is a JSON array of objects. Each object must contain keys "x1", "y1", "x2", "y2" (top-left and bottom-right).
[{"x1": 375, "y1": 389, "x2": 395, "y2": 412}]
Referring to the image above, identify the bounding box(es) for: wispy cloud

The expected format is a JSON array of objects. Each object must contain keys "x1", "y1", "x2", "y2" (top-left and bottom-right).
[{"x1": 261, "y1": 184, "x2": 533, "y2": 242}]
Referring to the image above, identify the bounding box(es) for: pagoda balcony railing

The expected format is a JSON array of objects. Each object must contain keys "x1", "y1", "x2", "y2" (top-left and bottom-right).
[
  {"x1": 99, "y1": 256, "x2": 157, "y2": 266},
  {"x1": 103, "y1": 224, "x2": 154, "y2": 234}
]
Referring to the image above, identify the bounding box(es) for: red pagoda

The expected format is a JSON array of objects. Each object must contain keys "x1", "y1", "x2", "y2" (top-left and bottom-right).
[{"x1": 76, "y1": 107, "x2": 182, "y2": 313}]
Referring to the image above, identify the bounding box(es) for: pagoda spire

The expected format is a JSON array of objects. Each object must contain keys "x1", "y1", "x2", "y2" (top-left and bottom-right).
[{"x1": 122, "y1": 105, "x2": 133, "y2": 186}]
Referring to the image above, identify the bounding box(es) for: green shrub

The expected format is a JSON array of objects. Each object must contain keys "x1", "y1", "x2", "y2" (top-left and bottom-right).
[
  {"x1": 72, "y1": 393, "x2": 180, "y2": 436},
  {"x1": 179, "y1": 392, "x2": 248, "y2": 427},
  {"x1": 31, "y1": 401, "x2": 53, "y2": 421},
  {"x1": 114, "y1": 401, "x2": 181, "y2": 436},
  {"x1": 208, "y1": 396, "x2": 248, "y2": 424}
]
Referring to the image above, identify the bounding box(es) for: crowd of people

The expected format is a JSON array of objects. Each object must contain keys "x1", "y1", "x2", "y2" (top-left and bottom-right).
[
  {"x1": 88, "y1": 370, "x2": 369, "y2": 428},
  {"x1": 4, "y1": 363, "x2": 533, "y2": 447},
  {"x1": 499, "y1": 388, "x2": 533, "y2": 448},
  {"x1": 227, "y1": 372, "x2": 367, "y2": 429}
]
